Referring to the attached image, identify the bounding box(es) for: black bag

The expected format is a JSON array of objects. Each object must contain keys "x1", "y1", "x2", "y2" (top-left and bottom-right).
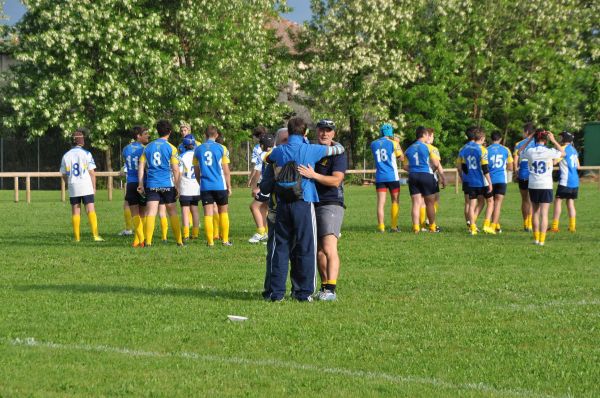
[{"x1": 274, "y1": 161, "x2": 303, "y2": 202}]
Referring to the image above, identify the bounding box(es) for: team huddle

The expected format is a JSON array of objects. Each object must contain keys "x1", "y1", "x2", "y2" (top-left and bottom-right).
[{"x1": 59, "y1": 118, "x2": 581, "y2": 300}]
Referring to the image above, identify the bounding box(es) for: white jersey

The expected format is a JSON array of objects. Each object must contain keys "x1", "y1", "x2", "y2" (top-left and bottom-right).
[
  {"x1": 251, "y1": 144, "x2": 264, "y2": 172},
  {"x1": 522, "y1": 145, "x2": 562, "y2": 189},
  {"x1": 60, "y1": 147, "x2": 96, "y2": 197},
  {"x1": 178, "y1": 150, "x2": 201, "y2": 197}
]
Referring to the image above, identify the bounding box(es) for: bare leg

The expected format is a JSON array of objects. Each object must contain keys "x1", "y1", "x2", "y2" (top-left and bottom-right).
[{"x1": 376, "y1": 190, "x2": 387, "y2": 230}]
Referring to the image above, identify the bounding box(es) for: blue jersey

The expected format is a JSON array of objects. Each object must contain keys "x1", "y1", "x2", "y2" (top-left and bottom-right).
[
  {"x1": 514, "y1": 138, "x2": 536, "y2": 180},
  {"x1": 459, "y1": 142, "x2": 488, "y2": 188},
  {"x1": 122, "y1": 142, "x2": 145, "y2": 183},
  {"x1": 178, "y1": 139, "x2": 201, "y2": 154},
  {"x1": 370, "y1": 137, "x2": 404, "y2": 183},
  {"x1": 487, "y1": 143, "x2": 513, "y2": 184},
  {"x1": 404, "y1": 141, "x2": 440, "y2": 174},
  {"x1": 267, "y1": 134, "x2": 330, "y2": 203},
  {"x1": 193, "y1": 139, "x2": 230, "y2": 191},
  {"x1": 558, "y1": 144, "x2": 579, "y2": 188},
  {"x1": 141, "y1": 138, "x2": 179, "y2": 188}
]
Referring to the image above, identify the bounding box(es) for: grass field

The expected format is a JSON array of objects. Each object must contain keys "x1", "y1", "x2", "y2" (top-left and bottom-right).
[{"x1": 1, "y1": 184, "x2": 599, "y2": 397}]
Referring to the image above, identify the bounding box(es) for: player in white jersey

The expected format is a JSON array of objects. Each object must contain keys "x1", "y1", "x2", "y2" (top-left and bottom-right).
[
  {"x1": 179, "y1": 135, "x2": 201, "y2": 241},
  {"x1": 59, "y1": 129, "x2": 103, "y2": 242},
  {"x1": 519, "y1": 129, "x2": 565, "y2": 246},
  {"x1": 248, "y1": 126, "x2": 269, "y2": 243}
]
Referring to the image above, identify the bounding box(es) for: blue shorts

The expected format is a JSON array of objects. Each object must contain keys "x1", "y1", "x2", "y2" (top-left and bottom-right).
[
  {"x1": 70, "y1": 194, "x2": 95, "y2": 205},
  {"x1": 556, "y1": 185, "x2": 578, "y2": 200},
  {"x1": 408, "y1": 173, "x2": 437, "y2": 196},
  {"x1": 201, "y1": 190, "x2": 228, "y2": 206},
  {"x1": 179, "y1": 195, "x2": 200, "y2": 206},
  {"x1": 529, "y1": 189, "x2": 553, "y2": 204},
  {"x1": 146, "y1": 187, "x2": 177, "y2": 204},
  {"x1": 375, "y1": 181, "x2": 400, "y2": 193}
]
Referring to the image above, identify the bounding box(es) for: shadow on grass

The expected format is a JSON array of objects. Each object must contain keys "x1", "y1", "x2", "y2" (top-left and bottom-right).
[{"x1": 15, "y1": 283, "x2": 261, "y2": 301}]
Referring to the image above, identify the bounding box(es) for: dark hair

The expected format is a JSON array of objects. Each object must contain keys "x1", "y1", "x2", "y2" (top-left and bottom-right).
[
  {"x1": 491, "y1": 131, "x2": 502, "y2": 142},
  {"x1": 524, "y1": 122, "x2": 535, "y2": 134},
  {"x1": 466, "y1": 126, "x2": 478, "y2": 141},
  {"x1": 215, "y1": 132, "x2": 224, "y2": 144},
  {"x1": 206, "y1": 125, "x2": 219, "y2": 138},
  {"x1": 132, "y1": 125, "x2": 147, "y2": 139},
  {"x1": 253, "y1": 126, "x2": 267, "y2": 138},
  {"x1": 474, "y1": 128, "x2": 486, "y2": 141},
  {"x1": 156, "y1": 120, "x2": 172, "y2": 137},
  {"x1": 415, "y1": 126, "x2": 427, "y2": 139},
  {"x1": 72, "y1": 128, "x2": 87, "y2": 146},
  {"x1": 287, "y1": 117, "x2": 307, "y2": 136},
  {"x1": 535, "y1": 128, "x2": 548, "y2": 143}
]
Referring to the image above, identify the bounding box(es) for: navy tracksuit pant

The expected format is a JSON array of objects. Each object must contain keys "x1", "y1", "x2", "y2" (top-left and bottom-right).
[{"x1": 268, "y1": 200, "x2": 317, "y2": 301}]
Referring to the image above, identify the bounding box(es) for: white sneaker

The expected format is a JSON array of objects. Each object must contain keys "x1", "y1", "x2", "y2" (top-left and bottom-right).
[
  {"x1": 118, "y1": 229, "x2": 133, "y2": 236},
  {"x1": 320, "y1": 290, "x2": 337, "y2": 301},
  {"x1": 248, "y1": 233, "x2": 267, "y2": 243}
]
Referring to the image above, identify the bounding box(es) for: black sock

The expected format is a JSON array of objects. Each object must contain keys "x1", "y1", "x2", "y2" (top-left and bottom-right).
[{"x1": 325, "y1": 283, "x2": 336, "y2": 293}]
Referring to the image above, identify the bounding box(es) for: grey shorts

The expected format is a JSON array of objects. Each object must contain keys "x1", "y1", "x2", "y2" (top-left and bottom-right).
[{"x1": 316, "y1": 204, "x2": 345, "y2": 238}]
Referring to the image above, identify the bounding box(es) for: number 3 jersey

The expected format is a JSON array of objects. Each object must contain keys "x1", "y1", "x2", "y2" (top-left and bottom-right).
[
  {"x1": 179, "y1": 149, "x2": 200, "y2": 196},
  {"x1": 487, "y1": 143, "x2": 513, "y2": 184},
  {"x1": 193, "y1": 139, "x2": 230, "y2": 191},
  {"x1": 370, "y1": 137, "x2": 404, "y2": 183},
  {"x1": 122, "y1": 141, "x2": 145, "y2": 184},
  {"x1": 522, "y1": 145, "x2": 562, "y2": 189},
  {"x1": 140, "y1": 138, "x2": 179, "y2": 189},
  {"x1": 60, "y1": 146, "x2": 97, "y2": 197}
]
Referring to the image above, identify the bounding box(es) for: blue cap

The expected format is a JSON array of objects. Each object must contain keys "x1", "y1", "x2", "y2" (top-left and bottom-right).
[
  {"x1": 380, "y1": 123, "x2": 394, "y2": 137},
  {"x1": 182, "y1": 134, "x2": 196, "y2": 147}
]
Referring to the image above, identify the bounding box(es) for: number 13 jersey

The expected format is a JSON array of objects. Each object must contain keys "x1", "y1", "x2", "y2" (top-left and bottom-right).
[{"x1": 522, "y1": 145, "x2": 562, "y2": 189}]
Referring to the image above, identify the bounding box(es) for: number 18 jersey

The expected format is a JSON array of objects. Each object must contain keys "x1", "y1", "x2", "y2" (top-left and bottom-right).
[
  {"x1": 193, "y1": 139, "x2": 230, "y2": 191},
  {"x1": 370, "y1": 137, "x2": 403, "y2": 183}
]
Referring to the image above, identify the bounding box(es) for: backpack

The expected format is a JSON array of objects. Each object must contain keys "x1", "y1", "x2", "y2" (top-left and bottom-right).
[{"x1": 274, "y1": 161, "x2": 303, "y2": 202}]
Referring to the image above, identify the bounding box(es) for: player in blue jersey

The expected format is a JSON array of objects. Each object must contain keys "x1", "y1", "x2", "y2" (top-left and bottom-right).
[
  {"x1": 122, "y1": 126, "x2": 149, "y2": 247},
  {"x1": 513, "y1": 122, "x2": 536, "y2": 231},
  {"x1": 552, "y1": 131, "x2": 580, "y2": 233},
  {"x1": 403, "y1": 126, "x2": 445, "y2": 233},
  {"x1": 136, "y1": 120, "x2": 183, "y2": 246},
  {"x1": 459, "y1": 128, "x2": 494, "y2": 235},
  {"x1": 456, "y1": 127, "x2": 483, "y2": 229},
  {"x1": 193, "y1": 126, "x2": 232, "y2": 246},
  {"x1": 370, "y1": 123, "x2": 404, "y2": 232},
  {"x1": 487, "y1": 131, "x2": 513, "y2": 233}
]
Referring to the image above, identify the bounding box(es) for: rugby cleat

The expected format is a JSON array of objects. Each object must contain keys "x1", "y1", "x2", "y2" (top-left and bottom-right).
[
  {"x1": 483, "y1": 226, "x2": 496, "y2": 235},
  {"x1": 222, "y1": 241, "x2": 233, "y2": 247},
  {"x1": 389, "y1": 227, "x2": 400, "y2": 233},
  {"x1": 248, "y1": 233, "x2": 267, "y2": 244},
  {"x1": 93, "y1": 236, "x2": 105, "y2": 242},
  {"x1": 118, "y1": 229, "x2": 133, "y2": 236},
  {"x1": 319, "y1": 290, "x2": 337, "y2": 301}
]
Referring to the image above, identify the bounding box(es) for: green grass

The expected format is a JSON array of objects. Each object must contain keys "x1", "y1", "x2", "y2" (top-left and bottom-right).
[{"x1": 0, "y1": 184, "x2": 599, "y2": 397}]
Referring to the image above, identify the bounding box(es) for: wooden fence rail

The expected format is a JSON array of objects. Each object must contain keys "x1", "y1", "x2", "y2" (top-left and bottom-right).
[{"x1": 1, "y1": 167, "x2": 598, "y2": 203}]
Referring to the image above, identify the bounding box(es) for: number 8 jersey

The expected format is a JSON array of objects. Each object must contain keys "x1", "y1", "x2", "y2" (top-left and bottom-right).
[
  {"x1": 140, "y1": 138, "x2": 179, "y2": 188},
  {"x1": 60, "y1": 146, "x2": 97, "y2": 197},
  {"x1": 370, "y1": 137, "x2": 404, "y2": 183},
  {"x1": 193, "y1": 139, "x2": 230, "y2": 191},
  {"x1": 521, "y1": 145, "x2": 562, "y2": 189}
]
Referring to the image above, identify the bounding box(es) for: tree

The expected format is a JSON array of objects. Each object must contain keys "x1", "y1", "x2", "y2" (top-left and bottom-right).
[{"x1": 300, "y1": 0, "x2": 420, "y2": 166}]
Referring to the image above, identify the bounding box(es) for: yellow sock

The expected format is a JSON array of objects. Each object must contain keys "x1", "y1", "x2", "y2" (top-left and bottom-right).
[
  {"x1": 523, "y1": 218, "x2": 528, "y2": 229},
  {"x1": 490, "y1": 223, "x2": 497, "y2": 231},
  {"x1": 434, "y1": 202, "x2": 439, "y2": 214},
  {"x1": 534, "y1": 231, "x2": 540, "y2": 242},
  {"x1": 188, "y1": 210, "x2": 193, "y2": 227},
  {"x1": 170, "y1": 215, "x2": 183, "y2": 244},
  {"x1": 88, "y1": 211, "x2": 99, "y2": 238},
  {"x1": 551, "y1": 219, "x2": 559, "y2": 231},
  {"x1": 124, "y1": 208, "x2": 132, "y2": 230},
  {"x1": 160, "y1": 217, "x2": 168, "y2": 240},
  {"x1": 419, "y1": 207, "x2": 426, "y2": 226},
  {"x1": 192, "y1": 226, "x2": 200, "y2": 238},
  {"x1": 539, "y1": 232, "x2": 546, "y2": 244},
  {"x1": 257, "y1": 226, "x2": 266, "y2": 235},
  {"x1": 483, "y1": 219, "x2": 491, "y2": 228},
  {"x1": 429, "y1": 223, "x2": 437, "y2": 232},
  {"x1": 213, "y1": 212, "x2": 220, "y2": 239},
  {"x1": 378, "y1": 223, "x2": 385, "y2": 232},
  {"x1": 204, "y1": 216, "x2": 214, "y2": 245},
  {"x1": 412, "y1": 224, "x2": 420, "y2": 233},
  {"x1": 568, "y1": 217, "x2": 576, "y2": 232},
  {"x1": 526, "y1": 215, "x2": 533, "y2": 229},
  {"x1": 133, "y1": 215, "x2": 145, "y2": 245},
  {"x1": 391, "y1": 203, "x2": 399, "y2": 229},
  {"x1": 183, "y1": 225, "x2": 190, "y2": 239},
  {"x1": 72, "y1": 214, "x2": 81, "y2": 241},
  {"x1": 470, "y1": 223, "x2": 477, "y2": 232},
  {"x1": 220, "y1": 212, "x2": 230, "y2": 243},
  {"x1": 145, "y1": 216, "x2": 156, "y2": 245}
]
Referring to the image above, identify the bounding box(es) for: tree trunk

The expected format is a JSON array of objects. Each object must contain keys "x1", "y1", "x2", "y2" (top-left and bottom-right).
[{"x1": 105, "y1": 148, "x2": 113, "y2": 172}]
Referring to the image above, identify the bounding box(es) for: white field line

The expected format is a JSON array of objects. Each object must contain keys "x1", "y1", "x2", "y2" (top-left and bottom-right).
[
  {"x1": 5, "y1": 337, "x2": 559, "y2": 398},
  {"x1": 506, "y1": 299, "x2": 600, "y2": 311}
]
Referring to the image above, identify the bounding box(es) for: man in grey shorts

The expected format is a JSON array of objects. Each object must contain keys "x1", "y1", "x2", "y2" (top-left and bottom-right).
[{"x1": 298, "y1": 119, "x2": 347, "y2": 301}]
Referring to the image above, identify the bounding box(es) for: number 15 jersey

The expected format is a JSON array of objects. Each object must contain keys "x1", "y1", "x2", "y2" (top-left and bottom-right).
[
  {"x1": 193, "y1": 139, "x2": 230, "y2": 191},
  {"x1": 370, "y1": 137, "x2": 404, "y2": 183}
]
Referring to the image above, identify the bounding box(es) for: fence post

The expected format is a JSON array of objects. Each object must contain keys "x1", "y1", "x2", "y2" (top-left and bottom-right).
[
  {"x1": 26, "y1": 175, "x2": 31, "y2": 204},
  {"x1": 61, "y1": 177, "x2": 66, "y2": 202},
  {"x1": 108, "y1": 175, "x2": 113, "y2": 201},
  {"x1": 455, "y1": 170, "x2": 459, "y2": 194},
  {"x1": 14, "y1": 176, "x2": 19, "y2": 202}
]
